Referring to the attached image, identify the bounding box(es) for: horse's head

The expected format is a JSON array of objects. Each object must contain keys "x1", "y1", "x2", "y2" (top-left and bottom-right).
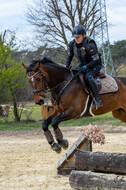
[{"x1": 23, "y1": 60, "x2": 48, "y2": 105}]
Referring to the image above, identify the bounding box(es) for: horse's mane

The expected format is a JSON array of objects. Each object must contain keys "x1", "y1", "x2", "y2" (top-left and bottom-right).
[
  {"x1": 27, "y1": 57, "x2": 68, "y2": 72},
  {"x1": 40, "y1": 57, "x2": 67, "y2": 70},
  {"x1": 40, "y1": 57, "x2": 58, "y2": 65}
]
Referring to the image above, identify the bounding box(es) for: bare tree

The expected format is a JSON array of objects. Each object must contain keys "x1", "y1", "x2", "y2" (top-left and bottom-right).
[{"x1": 26, "y1": 0, "x2": 104, "y2": 48}]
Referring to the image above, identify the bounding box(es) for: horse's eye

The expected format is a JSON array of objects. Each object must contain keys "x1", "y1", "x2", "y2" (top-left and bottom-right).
[{"x1": 36, "y1": 78, "x2": 41, "y2": 82}]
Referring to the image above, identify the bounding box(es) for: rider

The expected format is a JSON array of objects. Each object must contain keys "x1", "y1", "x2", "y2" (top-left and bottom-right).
[{"x1": 66, "y1": 25, "x2": 103, "y2": 109}]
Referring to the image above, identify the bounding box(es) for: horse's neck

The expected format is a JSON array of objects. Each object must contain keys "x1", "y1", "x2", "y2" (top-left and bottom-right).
[{"x1": 42, "y1": 65, "x2": 70, "y2": 89}]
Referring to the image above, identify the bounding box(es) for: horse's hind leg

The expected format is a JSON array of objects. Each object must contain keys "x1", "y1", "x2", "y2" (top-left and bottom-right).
[{"x1": 112, "y1": 108, "x2": 126, "y2": 123}]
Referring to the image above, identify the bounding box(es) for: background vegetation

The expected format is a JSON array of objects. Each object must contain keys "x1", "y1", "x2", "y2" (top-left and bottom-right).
[
  {"x1": 0, "y1": 104, "x2": 125, "y2": 131},
  {"x1": 0, "y1": 0, "x2": 126, "y2": 126},
  {"x1": 0, "y1": 30, "x2": 126, "y2": 126}
]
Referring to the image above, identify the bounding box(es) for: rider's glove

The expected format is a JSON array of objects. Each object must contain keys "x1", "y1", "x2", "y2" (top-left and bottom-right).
[
  {"x1": 82, "y1": 66, "x2": 86, "y2": 71},
  {"x1": 78, "y1": 66, "x2": 86, "y2": 71}
]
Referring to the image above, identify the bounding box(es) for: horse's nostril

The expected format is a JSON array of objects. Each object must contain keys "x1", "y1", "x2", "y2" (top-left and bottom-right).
[{"x1": 36, "y1": 99, "x2": 44, "y2": 105}]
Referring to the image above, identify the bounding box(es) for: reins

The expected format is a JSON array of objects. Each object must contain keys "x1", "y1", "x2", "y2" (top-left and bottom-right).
[
  {"x1": 54, "y1": 70, "x2": 82, "y2": 105},
  {"x1": 48, "y1": 69, "x2": 81, "y2": 93}
]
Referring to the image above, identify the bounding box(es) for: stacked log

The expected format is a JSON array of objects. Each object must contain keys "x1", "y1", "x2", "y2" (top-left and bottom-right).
[
  {"x1": 69, "y1": 150, "x2": 126, "y2": 189},
  {"x1": 69, "y1": 170, "x2": 126, "y2": 190},
  {"x1": 74, "y1": 150, "x2": 126, "y2": 174}
]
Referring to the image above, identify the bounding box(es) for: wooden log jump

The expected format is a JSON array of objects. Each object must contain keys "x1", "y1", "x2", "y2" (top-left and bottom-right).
[
  {"x1": 75, "y1": 150, "x2": 126, "y2": 174},
  {"x1": 69, "y1": 170, "x2": 126, "y2": 190},
  {"x1": 58, "y1": 134, "x2": 126, "y2": 189},
  {"x1": 57, "y1": 134, "x2": 92, "y2": 175}
]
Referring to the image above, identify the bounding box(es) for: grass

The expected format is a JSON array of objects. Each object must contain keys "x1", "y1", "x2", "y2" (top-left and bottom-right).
[
  {"x1": 0, "y1": 105, "x2": 42, "y2": 131},
  {"x1": 0, "y1": 121, "x2": 41, "y2": 131},
  {"x1": 0, "y1": 105, "x2": 125, "y2": 131}
]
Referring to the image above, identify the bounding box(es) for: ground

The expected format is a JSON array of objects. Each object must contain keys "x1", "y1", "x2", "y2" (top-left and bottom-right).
[{"x1": 0, "y1": 125, "x2": 126, "y2": 190}]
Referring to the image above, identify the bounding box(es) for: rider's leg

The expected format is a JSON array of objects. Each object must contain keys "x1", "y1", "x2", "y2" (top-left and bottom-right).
[
  {"x1": 87, "y1": 75, "x2": 103, "y2": 109},
  {"x1": 85, "y1": 66, "x2": 103, "y2": 109}
]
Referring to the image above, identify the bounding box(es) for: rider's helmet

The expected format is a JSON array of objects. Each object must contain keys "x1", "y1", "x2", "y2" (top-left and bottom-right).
[{"x1": 72, "y1": 25, "x2": 86, "y2": 38}]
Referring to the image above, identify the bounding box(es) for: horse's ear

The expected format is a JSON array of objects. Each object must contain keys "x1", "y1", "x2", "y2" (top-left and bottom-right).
[
  {"x1": 34, "y1": 61, "x2": 40, "y2": 70},
  {"x1": 22, "y1": 63, "x2": 28, "y2": 70}
]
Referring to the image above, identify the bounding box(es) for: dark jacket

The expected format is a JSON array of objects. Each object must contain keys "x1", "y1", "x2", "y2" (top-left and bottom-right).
[{"x1": 66, "y1": 36, "x2": 102, "y2": 69}]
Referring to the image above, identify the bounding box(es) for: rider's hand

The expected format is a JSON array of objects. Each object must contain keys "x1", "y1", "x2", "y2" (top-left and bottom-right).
[{"x1": 78, "y1": 66, "x2": 86, "y2": 71}]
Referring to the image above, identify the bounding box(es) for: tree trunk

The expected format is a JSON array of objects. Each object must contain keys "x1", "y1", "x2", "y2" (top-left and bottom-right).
[
  {"x1": 69, "y1": 170, "x2": 126, "y2": 190},
  {"x1": 13, "y1": 98, "x2": 20, "y2": 122},
  {"x1": 10, "y1": 88, "x2": 20, "y2": 122},
  {"x1": 75, "y1": 150, "x2": 126, "y2": 174}
]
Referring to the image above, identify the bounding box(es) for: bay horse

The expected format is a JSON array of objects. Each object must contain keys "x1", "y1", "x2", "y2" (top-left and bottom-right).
[{"x1": 23, "y1": 57, "x2": 126, "y2": 153}]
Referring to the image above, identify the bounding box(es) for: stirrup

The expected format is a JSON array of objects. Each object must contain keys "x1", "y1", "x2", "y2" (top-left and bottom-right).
[{"x1": 92, "y1": 100, "x2": 103, "y2": 110}]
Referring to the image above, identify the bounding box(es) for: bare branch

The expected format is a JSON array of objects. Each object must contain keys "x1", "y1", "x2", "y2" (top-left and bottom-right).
[{"x1": 26, "y1": 0, "x2": 104, "y2": 48}]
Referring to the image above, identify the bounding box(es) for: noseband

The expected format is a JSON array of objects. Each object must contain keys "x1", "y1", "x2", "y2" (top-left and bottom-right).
[{"x1": 28, "y1": 70, "x2": 48, "y2": 97}]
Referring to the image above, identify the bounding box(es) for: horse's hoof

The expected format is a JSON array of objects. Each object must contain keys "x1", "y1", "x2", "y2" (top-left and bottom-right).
[
  {"x1": 51, "y1": 142, "x2": 61, "y2": 153},
  {"x1": 59, "y1": 139, "x2": 69, "y2": 150}
]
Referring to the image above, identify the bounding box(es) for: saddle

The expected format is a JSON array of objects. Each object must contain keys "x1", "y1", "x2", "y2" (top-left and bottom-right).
[
  {"x1": 79, "y1": 69, "x2": 118, "y2": 117},
  {"x1": 79, "y1": 69, "x2": 118, "y2": 95}
]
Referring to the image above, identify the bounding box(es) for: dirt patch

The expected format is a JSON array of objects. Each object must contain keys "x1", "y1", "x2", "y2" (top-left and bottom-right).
[{"x1": 0, "y1": 126, "x2": 126, "y2": 190}]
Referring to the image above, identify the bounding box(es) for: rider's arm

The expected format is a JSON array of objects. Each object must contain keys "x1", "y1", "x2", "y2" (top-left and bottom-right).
[
  {"x1": 85, "y1": 40, "x2": 102, "y2": 69},
  {"x1": 66, "y1": 40, "x2": 74, "y2": 68}
]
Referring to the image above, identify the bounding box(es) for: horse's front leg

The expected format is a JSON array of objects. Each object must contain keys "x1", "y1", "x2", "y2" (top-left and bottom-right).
[
  {"x1": 42, "y1": 110, "x2": 62, "y2": 153},
  {"x1": 51, "y1": 108, "x2": 73, "y2": 151}
]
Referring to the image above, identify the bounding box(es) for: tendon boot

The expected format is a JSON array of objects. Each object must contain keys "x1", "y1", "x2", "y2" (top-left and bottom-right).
[
  {"x1": 88, "y1": 76, "x2": 103, "y2": 110},
  {"x1": 54, "y1": 128, "x2": 69, "y2": 150},
  {"x1": 44, "y1": 130, "x2": 61, "y2": 153}
]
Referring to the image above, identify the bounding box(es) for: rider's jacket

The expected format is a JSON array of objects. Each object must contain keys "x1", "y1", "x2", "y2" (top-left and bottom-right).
[{"x1": 66, "y1": 36, "x2": 102, "y2": 69}]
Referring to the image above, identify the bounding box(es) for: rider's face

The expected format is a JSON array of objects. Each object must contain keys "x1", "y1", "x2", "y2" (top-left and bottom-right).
[{"x1": 75, "y1": 34, "x2": 85, "y2": 44}]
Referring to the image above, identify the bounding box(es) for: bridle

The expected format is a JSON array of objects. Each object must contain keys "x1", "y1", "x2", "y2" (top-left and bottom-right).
[
  {"x1": 28, "y1": 70, "x2": 48, "y2": 97},
  {"x1": 28, "y1": 68, "x2": 81, "y2": 103}
]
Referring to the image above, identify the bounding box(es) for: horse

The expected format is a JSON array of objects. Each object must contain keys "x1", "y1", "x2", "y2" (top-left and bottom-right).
[{"x1": 23, "y1": 57, "x2": 126, "y2": 153}]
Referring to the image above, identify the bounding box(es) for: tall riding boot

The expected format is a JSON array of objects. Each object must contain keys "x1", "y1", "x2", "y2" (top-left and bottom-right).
[{"x1": 88, "y1": 77, "x2": 103, "y2": 109}]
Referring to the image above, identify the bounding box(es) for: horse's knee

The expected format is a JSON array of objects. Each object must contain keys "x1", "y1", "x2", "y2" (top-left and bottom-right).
[
  {"x1": 42, "y1": 117, "x2": 52, "y2": 131},
  {"x1": 42, "y1": 121, "x2": 48, "y2": 131},
  {"x1": 52, "y1": 117, "x2": 58, "y2": 130}
]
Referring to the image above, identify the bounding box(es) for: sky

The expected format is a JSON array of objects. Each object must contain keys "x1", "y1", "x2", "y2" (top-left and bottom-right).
[{"x1": 0, "y1": 0, "x2": 126, "y2": 50}]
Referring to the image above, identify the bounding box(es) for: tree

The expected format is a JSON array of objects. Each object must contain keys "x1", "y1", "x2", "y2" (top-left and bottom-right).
[
  {"x1": 109, "y1": 40, "x2": 126, "y2": 76},
  {"x1": 26, "y1": 0, "x2": 104, "y2": 48},
  {"x1": 0, "y1": 30, "x2": 27, "y2": 121},
  {"x1": 110, "y1": 40, "x2": 126, "y2": 66},
  {"x1": 116, "y1": 65, "x2": 126, "y2": 77}
]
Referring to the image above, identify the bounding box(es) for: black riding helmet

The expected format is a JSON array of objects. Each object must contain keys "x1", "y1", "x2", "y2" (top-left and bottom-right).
[{"x1": 72, "y1": 25, "x2": 86, "y2": 38}]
